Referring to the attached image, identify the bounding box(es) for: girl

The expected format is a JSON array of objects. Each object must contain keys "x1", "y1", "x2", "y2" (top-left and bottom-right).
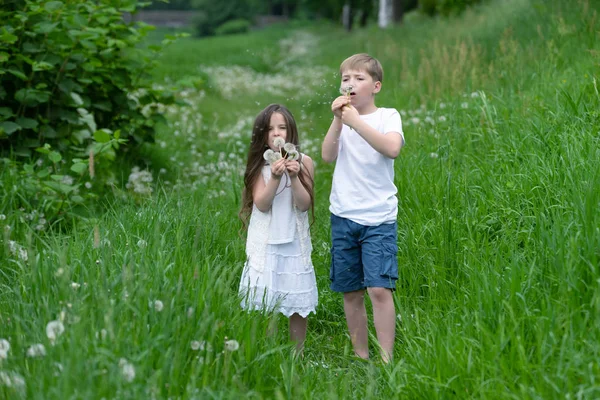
[{"x1": 238, "y1": 104, "x2": 318, "y2": 351}]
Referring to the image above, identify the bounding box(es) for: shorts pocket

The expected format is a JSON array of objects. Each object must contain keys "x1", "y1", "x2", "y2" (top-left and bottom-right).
[{"x1": 379, "y1": 241, "x2": 398, "y2": 279}]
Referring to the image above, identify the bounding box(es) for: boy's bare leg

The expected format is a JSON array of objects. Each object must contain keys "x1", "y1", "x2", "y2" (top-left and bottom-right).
[
  {"x1": 367, "y1": 287, "x2": 396, "y2": 363},
  {"x1": 289, "y1": 313, "x2": 307, "y2": 352},
  {"x1": 343, "y1": 289, "x2": 369, "y2": 359}
]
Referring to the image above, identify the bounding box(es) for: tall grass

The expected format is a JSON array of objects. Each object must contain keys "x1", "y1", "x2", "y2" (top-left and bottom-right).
[{"x1": 1, "y1": 0, "x2": 599, "y2": 398}]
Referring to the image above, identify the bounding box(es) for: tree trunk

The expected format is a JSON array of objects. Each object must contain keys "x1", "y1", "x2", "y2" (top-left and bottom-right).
[
  {"x1": 393, "y1": 0, "x2": 404, "y2": 23},
  {"x1": 378, "y1": 0, "x2": 392, "y2": 28},
  {"x1": 342, "y1": 3, "x2": 353, "y2": 32}
]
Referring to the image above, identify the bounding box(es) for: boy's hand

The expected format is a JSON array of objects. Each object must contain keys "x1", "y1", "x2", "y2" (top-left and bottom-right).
[
  {"x1": 285, "y1": 160, "x2": 300, "y2": 178},
  {"x1": 331, "y1": 95, "x2": 351, "y2": 119},
  {"x1": 270, "y1": 158, "x2": 286, "y2": 178},
  {"x1": 341, "y1": 104, "x2": 360, "y2": 129}
]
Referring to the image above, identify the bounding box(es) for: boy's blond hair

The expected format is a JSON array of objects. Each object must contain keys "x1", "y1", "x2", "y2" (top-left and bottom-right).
[{"x1": 339, "y1": 53, "x2": 384, "y2": 82}]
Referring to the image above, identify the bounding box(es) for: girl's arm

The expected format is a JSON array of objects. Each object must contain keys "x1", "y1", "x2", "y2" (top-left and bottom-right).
[
  {"x1": 287, "y1": 155, "x2": 314, "y2": 212},
  {"x1": 321, "y1": 117, "x2": 343, "y2": 163},
  {"x1": 253, "y1": 158, "x2": 286, "y2": 212}
]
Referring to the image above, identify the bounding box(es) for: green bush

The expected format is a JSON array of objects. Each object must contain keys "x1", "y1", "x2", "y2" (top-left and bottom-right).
[
  {"x1": 419, "y1": 0, "x2": 483, "y2": 16},
  {"x1": 0, "y1": 0, "x2": 184, "y2": 225},
  {"x1": 215, "y1": 19, "x2": 251, "y2": 36}
]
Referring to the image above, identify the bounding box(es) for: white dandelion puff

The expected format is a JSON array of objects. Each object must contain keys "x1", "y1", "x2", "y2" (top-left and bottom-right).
[
  {"x1": 224, "y1": 339, "x2": 239, "y2": 352},
  {"x1": 137, "y1": 239, "x2": 147, "y2": 248},
  {"x1": 151, "y1": 300, "x2": 164, "y2": 312},
  {"x1": 438, "y1": 115, "x2": 447, "y2": 122},
  {"x1": 190, "y1": 341, "x2": 201, "y2": 351},
  {"x1": 430, "y1": 152, "x2": 439, "y2": 159},
  {"x1": 26, "y1": 343, "x2": 46, "y2": 358},
  {"x1": 263, "y1": 149, "x2": 275, "y2": 163},
  {"x1": 46, "y1": 320, "x2": 65, "y2": 345},
  {"x1": 119, "y1": 358, "x2": 136, "y2": 382},
  {"x1": 283, "y1": 142, "x2": 296, "y2": 153},
  {"x1": 71, "y1": 282, "x2": 81, "y2": 290},
  {"x1": 0, "y1": 214, "x2": 5, "y2": 220},
  {"x1": 339, "y1": 85, "x2": 353, "y2": 96},
  {"x1": 273, "y1": 137, "x2": 285, "y2": 148},
  {"x1": 0, "y1": 339, "x2": 10, "y2": 360},
  {"x1": 461, "y1": 102, "x2": 469, "y2": 109}
]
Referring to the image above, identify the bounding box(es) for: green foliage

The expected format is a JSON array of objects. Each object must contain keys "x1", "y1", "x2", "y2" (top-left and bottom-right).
[
  {"x1": 419, "y1": 0, "x2": 484, "y2": 16},
  {"x1": 215, "y1": 19, "x2": 251, "y2": 36},
  {"x1": 0, "y1": 0, "x2": 183, "y2": 224},
  {"x1": 192, "y1": 0, "x2": 263, "y2": 36}
]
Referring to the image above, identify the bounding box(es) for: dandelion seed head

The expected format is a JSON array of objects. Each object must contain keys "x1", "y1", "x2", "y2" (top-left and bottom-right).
[
  {"x1": 46, "y1": 320, "x2": 65, "y2": 345},
  {"x1": 26, "y1": 343, "x2": 46, "y2": 358},
  {"x1": 224, "y1": 339, "x2": 239, "y2": 352}
]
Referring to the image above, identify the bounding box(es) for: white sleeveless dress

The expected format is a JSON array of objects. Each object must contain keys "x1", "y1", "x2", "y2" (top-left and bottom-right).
[{"x1": 239, "y1": 165, "x2": 318, "y2": 318}]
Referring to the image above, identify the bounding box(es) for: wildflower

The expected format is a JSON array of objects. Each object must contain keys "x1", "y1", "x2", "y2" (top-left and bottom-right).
[
  {"x1": 84, "y1": 182, "x2": 92, "y2": 189},
  {"x1": 187, "y1": 307, "x2": 194, "y2": 318},
  {"x1": 461, "y1": 102, "x2": 469, "y2": 109},
  {"x1": 439, "y1": 102, "x2": 446, "y2": 109},
  {"x1": 273, "y1": 137, "x2": 285, "y2": 149},
  {"x1": 119, "y1": 358, "x2": 135, "y2": 382},
  {"x1": 0, "y1": 214, "x2": 5, "y2": 220},
  {"x1": 0, "y1": 371, "x2": 25, "y2": 388},
  {"x1": 46, "y1": 320, "x2": 65, "y2": 345},
  {"x1": 71, "y1": 282, "x2": 81, "y2": 290},
  {"x1": 126, "y1": 166, "x2": 153, "y2": 195},
  {"x1": 471, "y1": 91, "x2": 480, "y2": 98},
  {"x1": 0, "y1": 339, "x2": 9, "y2": 360},
  {"x1": 18, "y1": 248, "x2": 27, "y2": 262},
  {"x1": 137, "y1": 239, "x2": 147, "y2": 248},
  {"x1": 339, "y1": 85, "x2": 353, "y2": 96},
  {"x1": 430, "y1": 152, "x2": 439, "y2": 159},
  {"x1": 26, "y1": 343, "x2": 46, "y2": 358},
  {"x1": 61, "y1": 175, "x2": 74, "y2": 185},
  {"x1": 224, "y1": 339, "x2": 239, "y2": 352},
  {"x1": 438, "y1": 115, "x2": 447, "y2": 122},
  {"x1": 190, "y1": 341, "x2": 201, "y2": 351},
  {"x1": 151, "y1": 300, "x2": 164, "y2": 312}
]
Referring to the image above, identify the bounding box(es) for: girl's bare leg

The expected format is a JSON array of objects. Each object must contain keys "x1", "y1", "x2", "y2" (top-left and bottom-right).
[{"x1": 289, "y1": 313, "x2": 307, "y2": 352}]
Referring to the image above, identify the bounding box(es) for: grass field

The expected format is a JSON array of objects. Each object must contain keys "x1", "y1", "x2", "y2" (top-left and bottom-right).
[{"x1": 1, "y1": 0, "x2": 600, "y2": 398}]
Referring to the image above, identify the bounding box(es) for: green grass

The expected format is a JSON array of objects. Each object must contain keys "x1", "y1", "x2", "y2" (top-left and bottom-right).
[{"x1": 2, "y1": 0, "x2": 600, "y2": 398}]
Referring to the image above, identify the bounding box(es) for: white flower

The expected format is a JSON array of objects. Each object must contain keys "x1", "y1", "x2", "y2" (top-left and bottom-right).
[
  {"x1": 151, "y1": 300, "x2": 164, "y2": 312},
  {"x1": 224, "y1": 339, "x2": 239, "y2": 352},
  {"x1": 429, "y1": 152, "x2": 439, "y2": 159},
  {"x1": 438, "y1": 115, "x2": 447, "y2": 122},
  {"x1": 287, "y1": 150, "x2": 300, "y2": 161},
  {"x1": 84, "y1": 182, "x2": 92, "y2": 189},
  {"x1": 0, "y1": 339, "x2": 10, "y2": 360},
  {"x1": 263, "y1": 149, "x2": 275, "y2": 162},
  {"x1": 46, "y1": 320, "x2": 65, "y2": 345},
  {"x1": 190, "y1": 341, "x2": 201, "y2": 351},
  {"x1": 119, "y1": 358, "x2": 135, "y2": 382},
  {"x1": 137, "y1": 239, "x2": 147, "y2": 248},
  {"x1": 461, "y1": 102, "x2": 469, "y2": 109},
  {"x1": 26, "y1": 343, "x2": 46, "y2": 358},
  {"x1": 471, "y1": 91, "x2": 480, "y2": 98},
  {"x1": 283, "y1": 142, "x2": 296, "y2": 153},
  {"x1": 0, "y1": 371, "x2": 25, "y2": 388},
  {"x1": 273, "y1": 137, "x2": 285, "y2": 148},
  {"x1": 0, "y1": 214, "x2": 5, "y2": 220},
  {"x1": 339, "y1": 85, "x2": 353, "y2": 95},
  {"x1": 71, "y1": 282, "x2": 81, "y2": 290}
]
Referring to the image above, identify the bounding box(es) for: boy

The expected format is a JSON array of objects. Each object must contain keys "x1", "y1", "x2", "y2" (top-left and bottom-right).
[{"x1": 321, "y1": 53, "x2": 404, "y2": 363}]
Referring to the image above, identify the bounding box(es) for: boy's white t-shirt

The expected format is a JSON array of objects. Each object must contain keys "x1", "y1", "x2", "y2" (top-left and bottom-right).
[{"x1": 329, "y1": 107, "x2": 404, "y2": 226}]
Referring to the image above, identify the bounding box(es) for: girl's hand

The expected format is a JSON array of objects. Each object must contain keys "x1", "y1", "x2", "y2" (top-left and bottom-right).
[
  {"x1": 331, "y1": 95, "x2": 351, "y2": 119},
  {"x1": 286, "y1": 160, "x2": 300, "y2": 178},
  {"x1": 270, "y1": 158, "x2": 286, "y2": 178}
]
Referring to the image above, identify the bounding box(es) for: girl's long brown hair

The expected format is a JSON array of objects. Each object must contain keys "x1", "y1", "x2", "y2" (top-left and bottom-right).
[{"x1": 239, "y1": 104, "x2": 314, "y2": 232}]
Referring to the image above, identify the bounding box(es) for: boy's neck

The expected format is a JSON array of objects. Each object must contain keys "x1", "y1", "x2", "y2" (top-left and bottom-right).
[{"x1": 356, "y1": 102, "x2": 378, "y2": 115}]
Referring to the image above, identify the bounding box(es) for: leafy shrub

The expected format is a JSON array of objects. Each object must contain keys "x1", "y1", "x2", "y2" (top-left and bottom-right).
[
  {"x1": 0, "y1": 0, "x2": 184, "y2": 225},
  {"x1": 420, "y1": 0, "x2": 483, "y2": 16},
  {"x1": 215, "y1": 19, "x2": 251, "y2": 36}
]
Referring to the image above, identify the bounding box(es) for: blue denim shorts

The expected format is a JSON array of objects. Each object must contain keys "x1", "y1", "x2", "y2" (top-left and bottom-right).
[{"x1": 329, "y1": 214, "x2": 398, "y2": 292}]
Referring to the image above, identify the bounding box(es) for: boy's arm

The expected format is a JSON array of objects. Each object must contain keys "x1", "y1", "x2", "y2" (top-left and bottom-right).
[
  {"x1": 342, "y1": 106, "x2": 404, "y2": 159},
  {"x1": 322, "y1": 95, "x2": 351, "y2": 163},
  {"x1": 288, "y1": 155, "x2": 314, "y2": 212},
  {"x1": 253, "y1": 158, "x2": 286, "y2": 212}
]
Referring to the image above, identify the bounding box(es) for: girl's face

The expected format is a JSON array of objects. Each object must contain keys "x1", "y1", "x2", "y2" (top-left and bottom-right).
[{"x1": 267, "y1": 112, "x2": 287, "y2": 151}]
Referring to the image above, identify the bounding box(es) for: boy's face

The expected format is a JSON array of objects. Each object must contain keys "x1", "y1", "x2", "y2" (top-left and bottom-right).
[{"x1": 340, "y1": 69, "x2": 381, "y2": 110}]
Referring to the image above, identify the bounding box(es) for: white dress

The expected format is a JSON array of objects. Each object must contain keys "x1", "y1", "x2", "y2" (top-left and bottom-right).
[{"x1": 239, "y1": 165, "x2": 318, "y2": 318}]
